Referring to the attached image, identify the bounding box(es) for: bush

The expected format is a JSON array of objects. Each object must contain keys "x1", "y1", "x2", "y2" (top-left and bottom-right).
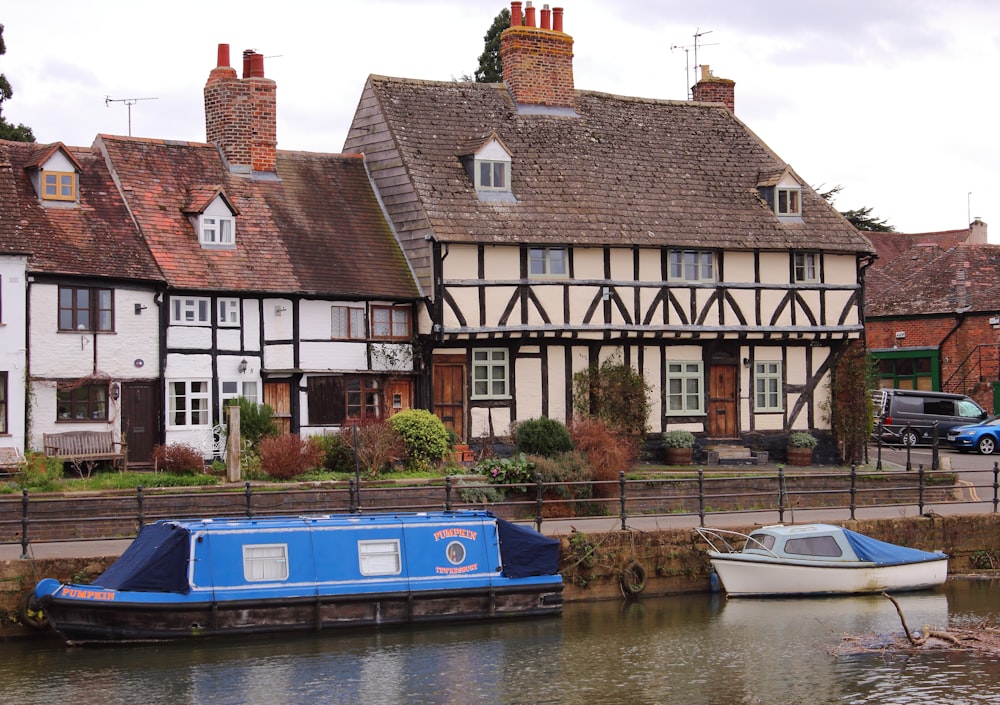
[
  {"x1": 346, "y1": 419, "x2": 405, "y2": 476},
  {"x1": 788, "y1": 431, "x2": 818, "y2": 448},
  {"x1": 388, "y1": 409, "x2": 451, "y2": 472},
  {"x1": 475, "y1": 453, "x2": 536, "y2": 490},
  {"x1": 514, "y1": 416, "x2": 574, "y2": 457},
  {"x1": 572, "y1": 359, "x2": 651, "y2": 455},
  {"x1": 151, "y1": 443, "x2": 205, "y2": 475},
  {"x1": 531, "y1": 451, "x2": 593, "y2": 500},
  {"x1": 568, "y1": 417, "x2": 632, "y2": 498},
  {"x1": 20, "y1": 452, "x2": 63, "y2": 491},
  {"x1": 662, "y1": 430, "x2": 695, "y2": 448},
  {"x1": 311, "y1": 432, "x2": 356, "y2": 473},
  {"x1": 258, "y1": 434, "x2": 325, "y2": 480},
  {"x1": 227, "y1": 397, "x2": 278, "y2": 449}
]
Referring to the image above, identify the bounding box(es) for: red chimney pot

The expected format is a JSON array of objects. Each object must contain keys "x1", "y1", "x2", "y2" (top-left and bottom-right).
[
  {"x1": 510, "y1": 1, "x2": 522, "y2": 27},
  {"x1": 541, "y1": 5, "x2": 550, "y2": 30},
  {"x1": 217, "y1": 43, "x2": 230, "y2": 68},
  {"x1": 552, "y1": 7, "x2": 563, "y2": 32},
  {"x1": 525, "y1": 2, "x2": 535, "y2": 27}
]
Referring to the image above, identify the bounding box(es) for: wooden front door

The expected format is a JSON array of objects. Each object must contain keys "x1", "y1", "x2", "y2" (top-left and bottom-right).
[
  {"x1": 432, "y1": 356, "x2": 466, "y2": 441},
  {"x1": 385, "y1": 379, "x2": 413, "y2": 416},
  {"x1": 264, "y1": 381, "x2": 291, "y2": 435},
  {"x1": 121, "y1": 381, "x2": 160, "y2": 467},
  {"x1": 708, "y1": 364, "x2": 738, "y2": 437}
]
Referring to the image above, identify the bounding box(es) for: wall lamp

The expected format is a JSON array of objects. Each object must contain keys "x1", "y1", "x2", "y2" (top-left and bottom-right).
[
  {"x1": 134, "y1": 303, "x2": 148, "y2": 315},
  {"x1": 742, "y1": 357, "x2": 751, "y2": 368},
  {"x1": 238, "y1": 358, "x2": 248, "y2": 374},
  {"x1": 110, "y1": 382, "x2": 120, "y2": 400}
]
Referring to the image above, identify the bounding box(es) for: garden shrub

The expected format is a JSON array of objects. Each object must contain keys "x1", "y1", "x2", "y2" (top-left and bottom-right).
[
  {"x1": 531, "y1": 450, "x2": 593, "y2": 500},
  {"x1": 475, "y1": 453, "x2": 536, "y2": 490},
  {"x1": 227, "y1": 397, "x2": 278, "y2": 449},
  {"x1": 345, "y1": 419, "x2": 405, "y2": 476},
  {"x1": 568, "y1": 417, "x2": 632, "y2": 498},
  {"x1": 572, "y1": 358, "x2": 650, "y2": 455},
  {"x1": 311, "y1": 432, "x2": 356, "y2": 473},
  {"x1": 151, "y1": 443, "x2": 206, "y2": 475},
  {"x1": 388, "y1": 409, "x2": 451, "y2": 472},
  {"x1": 19, "y1": 452, "x2": 63, "y2": 491},
  {"x1": 514, "y1": 416, "x2": 574, "y2": 458},
  {"x1": 259, "y1": 434, "x2": 325, "y2": 480}
]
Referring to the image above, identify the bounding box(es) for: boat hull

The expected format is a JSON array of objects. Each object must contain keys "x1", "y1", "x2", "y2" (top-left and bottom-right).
[{"x1": 709, "y1": 554, "x2": 948, "y2": 597}]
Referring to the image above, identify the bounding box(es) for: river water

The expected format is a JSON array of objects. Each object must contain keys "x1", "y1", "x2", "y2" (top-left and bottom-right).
[{"x1": 2, "y1": 579, "x2": 999, "y2": 705}]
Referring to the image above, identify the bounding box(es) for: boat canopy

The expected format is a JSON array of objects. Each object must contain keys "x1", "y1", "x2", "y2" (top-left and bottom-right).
[
  {"x1": 497, "y1": 518, "x2": 559, "y2": 578},
  {"x1": 94, "y1": 522, "x2": 192, "y2": 593},
  {"x1": 842, "y1": 528, "x2": 944, "y2": 566}
]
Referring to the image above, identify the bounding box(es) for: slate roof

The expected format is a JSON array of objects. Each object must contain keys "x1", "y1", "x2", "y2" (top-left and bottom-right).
[
  {"x1": 359, "y1": 77, "x2": 875, "y2": 254},
  {"x1": 0, "y1": 140, "x2": 162, "y2": 281},
  {"x1": 98, "y1": 135, "x2": 419, "y2": 299},
  {"x1": 866, "y1": 243, "x2": 1000, "y2": 317}
]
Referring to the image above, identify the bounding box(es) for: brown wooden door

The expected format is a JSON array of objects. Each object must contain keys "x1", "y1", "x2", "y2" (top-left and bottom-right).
[
  {"x1": 385, "y1": 379, "x2": 413, "y2": 416},
  {"x1": 264, "y1": 381, "x2": 291, "y2": 435},
  {"x1": 708, "y1": 364, "x2": 738, "y2": 437},
  {"x1": 121, "y1": 381, "x2": 160, "y2": 466},
  {"x1": 432, "y1": 356, "x2": 466, "y2": 441}
]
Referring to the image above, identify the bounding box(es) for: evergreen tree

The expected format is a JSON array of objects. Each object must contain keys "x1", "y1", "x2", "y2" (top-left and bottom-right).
[
  {"x1": 818, "y1": 184, "x2": 894, "y2": 232},
  {"x1": 0, "y1": 24, "x2": 35, "y2": 142},
  {"x1": 474, "y1": 8, "x2": 511, "y2": 83}
]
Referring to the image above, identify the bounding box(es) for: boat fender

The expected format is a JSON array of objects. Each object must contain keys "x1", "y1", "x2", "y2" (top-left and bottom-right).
[
  {"x1": 620, "y1": 561, "x2": 647, "y2": 598},
  {"x1": 17, "y1": 590, "x2": 47, "y2": 630}
]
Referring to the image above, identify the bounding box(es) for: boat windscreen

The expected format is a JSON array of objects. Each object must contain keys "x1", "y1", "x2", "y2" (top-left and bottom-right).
[
  {"x1": 497, "y1": 518, "x2": 560, "y2": 578},
  {"x1": 843, "y1": 528, "x2": 944, "y2": 566},
  {"x1": 93, "y1": 522, "x2": 191, "y2": 593}
]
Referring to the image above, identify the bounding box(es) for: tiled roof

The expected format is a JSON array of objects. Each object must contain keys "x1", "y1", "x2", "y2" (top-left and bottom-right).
[
  {"x1": 866, "y1": 229, "x2": 971, "y2": 269},
  {"x1": 0, "y1": 139, "x2": 162, "y2": 281},
  {"x1": 360, "y1": 77, "x2": 874, "y2": 254},
  {"x1": 866, "y1": 243, "x2": 1000, "y2": 316},
  {"x1": 99, "y1": 135, "x2": 420, "y2": 299}
]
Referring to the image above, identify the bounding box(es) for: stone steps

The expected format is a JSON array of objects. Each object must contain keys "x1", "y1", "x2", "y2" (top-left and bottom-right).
[{"x1": 706, "y1": 447, "x2": 768, "y2": 465}]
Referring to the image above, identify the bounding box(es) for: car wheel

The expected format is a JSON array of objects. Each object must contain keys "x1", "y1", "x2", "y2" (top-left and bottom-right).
[
  {"x1": 978, "y1": 436, "x2": 997, "y2": 455},
  {"x1": 902, "y1": 430, "x2": 919, "y2": 447}
]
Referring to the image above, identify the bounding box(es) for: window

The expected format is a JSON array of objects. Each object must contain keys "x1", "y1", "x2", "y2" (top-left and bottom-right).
[
  {"x1": 332, "y1": 306, "x2": 365, "y2": 339},
  {"x1": 371, "y1": 306, "x2": 410, "y2": 340},
  {"x1": 171, "y1": 297, "x2": 211, "y2": 325},
  {"x1": 754, "y1": 361, "x2": 783, "y2": 412},
  {"x1": 476, "y1": 160, "x2": 509, "y2": 191},
  {"x1": 243, "y1": 544, "x2": 289, "y2": 581},
  {"x1": 777, "y1": 188, "x2": 801, "y2": 216},
  {"x1": 0, "y1": 372, "x2": 7, "y2": 434},
  {"x1": 793, "y1": 252, "x2": 818, "y2": 282},
  {"x1": 307, "y1": 376, "x2": 382, "y2": 425},
  {"x1": 358, "y1": 539, "x2": 402, "y2": 576},
  {"x1": 528, "y1": 247, "x2": 568, "y2": 277},
  {"x1": 472, "y1": 349, "x2": 509, "y2": 399},
  {"x1": 58, "y1": 286, "x2": 113, "y2": 332},
  {"x1": 346, "y1": 378, "x2": 381, "y2": 419},
  {"x1": 57, "y1": 384, "x2": 108, "y2": 421},
  {"x1": 666, "y1": 361, "x2": 704, "y2": 415},
  {"x1": 199, "y1": 215, "x2": 235, "y2": 246},
  {"x1": 42, "y1": 170, "x2": 77, "y2": 201},
  {"x1": 668, "y1": 250, "x2": 715, "y2": 283},
  {"x1": 168, "y1": 380, "x2": 211, "y2": 427},
  {"x1": 221, "y1": 381, "x2": 259, "y2": 412},
  {"x1": 218, "y1": 298, "x2": 240, "y2": 326},
  {"x1": 785, "y1": 536, "x2": 843, "y2": 558}
]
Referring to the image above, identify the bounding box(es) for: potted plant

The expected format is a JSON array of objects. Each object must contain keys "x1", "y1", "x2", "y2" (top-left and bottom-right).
[
  {"x1": 786, "y1": 431, "x2": 817, "y2": 466},
  {"x1": 662, "y1": 430, "x2": 695, "y2": 465}
]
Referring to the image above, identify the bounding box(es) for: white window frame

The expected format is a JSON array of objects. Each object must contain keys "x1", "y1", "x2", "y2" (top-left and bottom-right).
[
  {"x1": 668, "y1": 250, "x2": 716, "y2": 283},
  {"x1": 472, "y1": 348, "x2": 510, "y2": 400},
  {"x1": 217, "y1": 298, "x2": 240, "y2": 326},
  {"x1": 167, "y1": 380, "x2": 211, "y2": 428},
  {"x1": 793, "y1": 252, "x2": 819, "y2": 283},
  {"x1": 243, "y1": 544, "x2": 289, "y2": 581},
  {"x1": 199, "y1": 215, "x2": 235, "y2": 246},
  {"x1": 754, "y1": 361, "x2": 783, "y2": 412},
  {"x1": 332, "y1": 306, "x2": 365, "y2": 339},
  {"x1": 528, "y1": 247, "x2": 568, "y2": 278},
  {"x1": 221, "y1": 380, "x2": 259, "y2": 412},
  {"x1": 171, "y1": 297, "x2": 211, "y2": 325},
  {"x1": 475, "y1": 159, "x2": 511, "y2": 192},
  {"x1": 666, "y1": 361, "x2": 704, "y2": 415},
  {"x1": 358, "y1": 539, "x2": 402, "y2": 576},
  {"x1": 776, "y1": 187, "x2": 801, "y2": 216}
]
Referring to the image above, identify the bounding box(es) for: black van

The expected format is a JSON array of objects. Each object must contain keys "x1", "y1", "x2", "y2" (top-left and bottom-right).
[{"x1": 872, "y1": 389, "x2": 987, "y2": 446}]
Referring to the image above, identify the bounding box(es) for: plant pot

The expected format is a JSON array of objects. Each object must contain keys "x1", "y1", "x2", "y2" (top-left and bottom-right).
[
  {"x1": 665, "y1": 447, "x2": 693, "y2": 465},
  {"x1": 786, "y1": 447, "x2": 813, "y2": 466}
]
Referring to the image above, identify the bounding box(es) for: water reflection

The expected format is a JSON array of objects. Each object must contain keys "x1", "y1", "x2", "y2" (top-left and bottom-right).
[{"x1": 3, "y1": 580, "x2": 999, "y2": 705}]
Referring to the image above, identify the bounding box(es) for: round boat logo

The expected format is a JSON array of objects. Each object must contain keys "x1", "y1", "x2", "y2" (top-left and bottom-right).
[{"x1": 446, "y1": 541, "x2": 466, "y2": 565}]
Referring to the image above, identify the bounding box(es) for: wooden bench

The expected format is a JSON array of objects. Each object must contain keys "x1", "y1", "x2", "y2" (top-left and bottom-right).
[{"x1": 43, "y1": 431, "x2": 127, "y2": 476}]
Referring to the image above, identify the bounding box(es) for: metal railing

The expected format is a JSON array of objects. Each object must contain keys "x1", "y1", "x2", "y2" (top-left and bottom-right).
[{"x1": 3, "y1": 462, "x2": 999, "y2": 556}]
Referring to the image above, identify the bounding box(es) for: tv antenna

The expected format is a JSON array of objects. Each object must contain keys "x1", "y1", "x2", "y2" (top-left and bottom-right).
[
  {"x1": 104, "y1": 95, "x2": 158, "y2": 136},
  {"x1": 670, "y1": 29, "x2": 719, "y2": 99}
]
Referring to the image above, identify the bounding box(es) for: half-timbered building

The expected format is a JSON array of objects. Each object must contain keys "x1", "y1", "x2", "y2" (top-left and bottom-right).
[{"x1": 345, "y1": 3, "x2": 875, "y2": 448}]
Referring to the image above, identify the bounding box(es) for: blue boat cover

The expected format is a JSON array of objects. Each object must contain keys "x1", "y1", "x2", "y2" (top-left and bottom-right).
[
  {"x1": 496, "y1": 518, "x2": 560, "y2": 579},
  {"x1": 843, "y1": 528, "x2": 945, "y2": 566},
  {"x1": 94, "y1": 522, "x2": 191, "y2": 593}
]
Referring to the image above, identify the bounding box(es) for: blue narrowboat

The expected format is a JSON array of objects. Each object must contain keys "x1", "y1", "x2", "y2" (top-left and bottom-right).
[{"x1": 29, "y1": 510, "x2": 563, "y2": 644}]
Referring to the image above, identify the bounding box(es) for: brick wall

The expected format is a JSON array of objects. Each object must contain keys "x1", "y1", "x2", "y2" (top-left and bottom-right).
[{"x1": 500, "y1": 21, "x2": 574, "y2": 109}]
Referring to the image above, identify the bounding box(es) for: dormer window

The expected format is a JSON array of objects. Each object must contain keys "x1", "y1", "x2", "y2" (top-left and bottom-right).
[
  {"x1": 757, "y1": 167, "x2": 804, "y2": 222},
  {"x1": 200, "y1": 215, "x2": 235, "y2": 246},
  {"x1": 27, "y1": 144, "x2": 83, "y2": 206},
  {"x1": 185, "y1": 187, "x2": 239, "y2": 249},
  {"x1": 42, "y1": 170, "x2": 77, "y2": 201},
  {"x1": 460, "y1": 132, "x2": 515, "y2": 202},
  {"x1": 777, "y1": 188, "x2": 801, "y2": 216},
  {"x1": 477, "y1": 160, "x2": 509, "y2": 191}
]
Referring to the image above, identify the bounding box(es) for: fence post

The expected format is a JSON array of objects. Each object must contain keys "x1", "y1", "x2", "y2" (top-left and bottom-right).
[
  {"x1": 777, "y1": 466, "x2": 785, "y2": 524},
  {"x1": 20, "y1": 489, "x2": 29, "y2": 559},
  {"x1": 875, "y1": 420, "x2": 883, "y2": 471},
  {"x1": 445, "y1": 475, "x2": 453, "y2": 511},
  {"x1": 349, "y1": 477, "x2": 357, "y2": 513},
  {"x1": 245, "y1": 481, "x2": 254, "y2": 518},
  {"x1": 534, "y1": 473, "x2": 544, "y2": 533},
  {"x1": 698, "y1": 468, "x2": 705, "y2": 526},
  {"x1": 849, "y1": 465, "x2": 857, "y2": 520},
  {"x1": 993, "y1": 462, "x2": 999, "y2": 514},
  {"x1": 917, "y1": 464, "x2": 925, "y2": 515},
  {"x1": 619, "y1": 471, "x2": 627, "y2": 531},
  {"x1": 931, "y1": 422, "x2": 940, "y2": 471},
  {"x1": 905, "y1": 427, "x2": 912, "y2": 471},
  {"x1": 136, "y1": 485, "x2": 145, "y2": 532}
]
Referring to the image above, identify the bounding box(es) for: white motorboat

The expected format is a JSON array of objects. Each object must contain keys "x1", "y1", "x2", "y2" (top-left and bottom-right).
[{"x1": 695, "y1": 524, "x2": 948, "y2": 597}]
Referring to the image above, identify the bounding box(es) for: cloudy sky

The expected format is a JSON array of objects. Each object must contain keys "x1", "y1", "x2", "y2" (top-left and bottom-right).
[{"x1": 2, "y1": 0, "x2": 997, "y2": 236}]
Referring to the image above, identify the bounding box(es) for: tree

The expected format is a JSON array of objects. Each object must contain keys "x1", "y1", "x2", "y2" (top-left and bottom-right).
[
  {"x1": 0, "y1": 24, "x2": 35, "y2": 142},
  {"x1": 473, "y1": 8, "x2": 510, "y2": 83},
  {"x1": 818, "y1": 184, "x2": 894, "y2": 232}
]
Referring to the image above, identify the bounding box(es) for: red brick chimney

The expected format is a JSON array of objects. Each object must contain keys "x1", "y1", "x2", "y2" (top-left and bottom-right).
[
  {"x1": 500, "y1": 2, "x2": 575, "y2": 110},
  {"x1": 691, "y1": 64, "x2": 735, "y2": 112},
  {"x1": 204, "y1": 44, "x2": 277, "y2": 173}
]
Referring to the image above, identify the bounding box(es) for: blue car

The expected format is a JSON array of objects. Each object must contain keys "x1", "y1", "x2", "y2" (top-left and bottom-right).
[{"x1": 947, "y1": 417, "x2": 1000, "y2": 454}]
